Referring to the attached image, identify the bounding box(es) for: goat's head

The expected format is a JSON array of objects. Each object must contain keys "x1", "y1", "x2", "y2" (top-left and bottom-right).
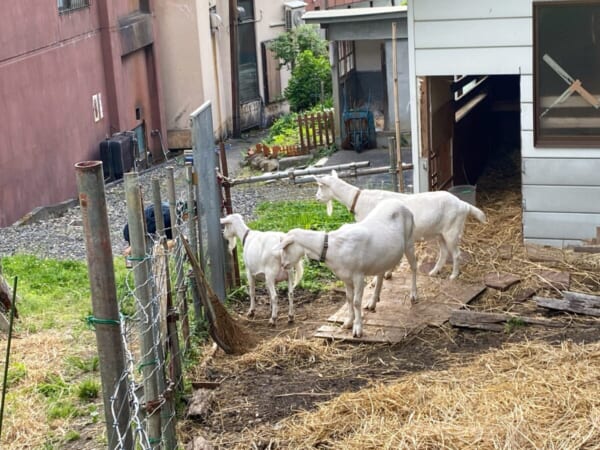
[
  {"x1": 220, "y1": 214, "x2": 239, "y2": 254},
  {"x1": 315, "y1": 173, "x2": 336, "y2": 217},
  {"x1": 274, "y1": 232, "x2": 305, "y2": 271}
]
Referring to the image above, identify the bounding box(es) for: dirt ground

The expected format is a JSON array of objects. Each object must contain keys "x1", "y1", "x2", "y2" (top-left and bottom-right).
[{"x1": 179, "y1": 149, "x2": 600, "y2": 449}]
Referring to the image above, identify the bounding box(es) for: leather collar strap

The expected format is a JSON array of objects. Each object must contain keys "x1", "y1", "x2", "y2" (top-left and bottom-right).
[
  {"x1": 319, "y1": 233, "x2": 329, "y2": 262},
  {"x1": 350, "y1": 188, "x2": 361, "y2": 214},
  {"x1": 242, "y1": 229, "x2": 250, "y2": 246}
]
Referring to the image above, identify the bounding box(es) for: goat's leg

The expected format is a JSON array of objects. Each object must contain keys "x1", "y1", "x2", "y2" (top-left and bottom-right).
[
  {"x1": 405, "y1": 240, "x2": 418, "y2": 303},
  {"x1": 352, "y1": 276, "x2": 366, "y2": 338},
  {"x1": 286, "y1": 271, "x2": 295, "y2": 323},
  {"x1": 443, "y1": 228, "x2": 464, "y2": 280},
  {"x1": 365, "y1": 275, "x2": 383, "y2": 311},
  {"x1": 429, "y1": 236, "x2": 448, "y2": 277},
  {"x1": 342, "y1": 283, "x2": 355, "y2": 330},
  {"x1": 247, "y1": 270, "x2": 256, "y2": 318},
  {"x1": 266, "y1": 276, "x2": 278, "y2": 326}
]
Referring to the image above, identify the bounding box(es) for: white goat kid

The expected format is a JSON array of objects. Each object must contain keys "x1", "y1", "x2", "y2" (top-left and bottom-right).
[
  {"x1": 220, "y1": 214, "x2": 304, "y2": 325},
  {"x1": 315, "y1": 170, "x2": 486, "y2": 280},
  {"x1": 276, "y1": 199, "x2": 417, "y2": 338}
]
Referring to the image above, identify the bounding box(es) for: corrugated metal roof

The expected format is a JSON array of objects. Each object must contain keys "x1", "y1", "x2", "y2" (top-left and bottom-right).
[{"x1": 303, "y1": 6, "x2": 407, "y2": 24}]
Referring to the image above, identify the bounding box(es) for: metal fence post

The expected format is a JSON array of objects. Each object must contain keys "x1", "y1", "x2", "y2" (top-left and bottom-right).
[
  {"x1": 124, "y1": 173, "x2": 162, "y2": 448},
  {"x1": 75, "y1": 161, "x2": 133, "y2": 450}
]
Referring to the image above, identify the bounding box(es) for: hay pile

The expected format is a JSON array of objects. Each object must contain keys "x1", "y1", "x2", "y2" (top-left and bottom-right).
[
  {"x1": 272, "y1": 340, "x2": 600, "y2": 449},
  {"x1": 212, "y1": 336, "x2": 358, "y2": 372}
]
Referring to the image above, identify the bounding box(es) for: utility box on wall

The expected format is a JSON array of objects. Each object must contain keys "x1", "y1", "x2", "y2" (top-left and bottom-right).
[{"x1": 99, "y1": 133, "x2": 135, "y2": 181}]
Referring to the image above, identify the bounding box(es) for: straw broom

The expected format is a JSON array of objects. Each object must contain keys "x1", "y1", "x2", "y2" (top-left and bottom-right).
[{"x1": 179, "y1": 232, "x2": 257, "y2": 355}]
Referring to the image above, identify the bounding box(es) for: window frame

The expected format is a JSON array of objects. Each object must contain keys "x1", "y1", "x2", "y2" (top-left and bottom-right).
[
  {"x1": 533, "y1": 0, "x2": 600, "y2": 148},
  {"x1": 58, "y1": 0, "x2": 90, "y2": 14}
]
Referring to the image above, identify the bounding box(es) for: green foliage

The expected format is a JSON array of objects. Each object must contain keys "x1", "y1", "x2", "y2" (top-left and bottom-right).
[
  {"x1": 64, "y1": 430, "x2": 81, "y2": 442},
  {"x1": 7, "y1": 361, "x2": 27, "y2": 387},
  {"x1": 65, "y1": 355, "x2": 99, "y2": 374},
  {"x1": 268, "y1": 24, "x2": 328, "y2": 70},
  {"x1": 47, "y1": 401, "x2": 79, "y2": 420},
  {"x1": 285, "y1": 50, "x2": 333, "y2": 112},
  {"x1": 265, "y1": 112, "x2": 300, "y2": 146},
  {"x1": 504, "y1": 317, "x2": 526, "y2": 333},
  {"x1": 76, "y1": 379, "x2": 100, "y2": 401},
  {"x1": 37, "y1": 373, "x2": 70, "y2": 399}
]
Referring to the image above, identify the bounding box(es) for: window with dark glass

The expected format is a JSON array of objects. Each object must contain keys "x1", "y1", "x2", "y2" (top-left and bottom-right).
[
  {"x1": 238, "y1": 0, "x2": 260, "y2": 102},
  {"x1": 534, "y1": 1, "x2": 600, "y2": 146},
  {"x1": 58, "y1": 0, "x2": 90, "y2": 14}
]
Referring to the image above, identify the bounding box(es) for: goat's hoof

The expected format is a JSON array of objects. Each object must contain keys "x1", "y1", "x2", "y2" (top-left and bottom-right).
[
  {"x1": 352, "y1": 325, "x2": 363, "y2": 338},
  {"x1": 268, "y1": 319, "x2": 277, "y2": 327},
  {"x1": 449, "y1": 273, "x2": 459, "y2": 280},
  {"x1": 287, "y1": 315, "x2": 295, "y2": 324},
  {"x1": 428, "y1": 269, "x2": 440, "y2": 277},
  {"x1": 246, "y1": 310, "x2": 255, "y2": 318},
  {"x1": 342, "y1": 320, "x2": 353, "y2": 330},
  {"x1": 384, "y1": 271, "x2": 392, "y2": 280},
  {"x1": 364, "y1": 303, "x2": 376, "y2": 312}
]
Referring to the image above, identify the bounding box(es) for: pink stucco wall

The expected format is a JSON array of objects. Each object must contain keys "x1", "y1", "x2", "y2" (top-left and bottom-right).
[{"x1": 0, "y1": 1, "x2": 164, "y2": 227}]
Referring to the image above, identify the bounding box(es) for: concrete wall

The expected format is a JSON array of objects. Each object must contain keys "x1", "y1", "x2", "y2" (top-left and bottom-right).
[{"x1": 407, "y1": 0, "x2": 600, "y2": 247}]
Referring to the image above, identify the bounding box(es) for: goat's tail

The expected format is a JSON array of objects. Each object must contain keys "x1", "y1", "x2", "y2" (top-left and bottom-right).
[
  {"x1": 292, "y1": 258, "x2": 305, "y2": 289},
  {"x1": 468, "y1": 204, "x2": 487, "y2": 223}
]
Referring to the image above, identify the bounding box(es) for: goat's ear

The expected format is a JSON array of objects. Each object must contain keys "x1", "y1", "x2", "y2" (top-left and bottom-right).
[
  {"x1": 220, "y1": 216, "x2": 231, "y2": 225},
  {"x1": 326, "y1": 200, "x2": 333, "y2": 216},
  {"x1": 275, "y1": 236, "x2": 293, "y2": 251},
  {"x1": 331, "y1": 169, "x2": 338, "y2": 178}
]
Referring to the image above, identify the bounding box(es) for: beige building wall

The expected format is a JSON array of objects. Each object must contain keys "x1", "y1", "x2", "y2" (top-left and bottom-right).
[{"x1": 156, "y1": 1, "x2": 293, "y2": 148}]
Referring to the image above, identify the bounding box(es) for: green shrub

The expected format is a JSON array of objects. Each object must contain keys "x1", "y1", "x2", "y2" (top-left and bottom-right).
[
  {"x1": 285, "y1": 51, "x2": 332, "y2": 112},
  {"x1": 76, "y1": 378, "x2": 100, "y2": 400}
]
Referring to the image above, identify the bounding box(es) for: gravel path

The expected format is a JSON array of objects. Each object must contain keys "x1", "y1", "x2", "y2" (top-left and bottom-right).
[
  {"x1": 0, "y1": 135, "x2": 393, "y2": 262},
  {"x1": 0, "y1": 156, "x2": 316, "y2": 261}
]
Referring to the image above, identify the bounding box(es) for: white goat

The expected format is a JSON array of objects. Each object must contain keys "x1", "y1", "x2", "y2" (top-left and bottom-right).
[
  {"x1": 221, "y1": 214, "x2": 304, "y2": 325},
  {"x1": 275, "y1": 199, "x2": 417, "y2": 338},
  {"x1": 315, "y1": 170, "x2": 486, "y2": 280}
]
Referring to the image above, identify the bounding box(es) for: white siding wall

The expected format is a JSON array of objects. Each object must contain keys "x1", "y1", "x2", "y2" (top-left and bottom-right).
[{"x1": 408, "y1": 0, "x2": 600, "y2": 247}]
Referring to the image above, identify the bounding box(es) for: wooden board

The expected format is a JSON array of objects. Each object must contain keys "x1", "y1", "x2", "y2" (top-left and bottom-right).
[
  {"x1": 315, "y1": 271, "x2": 486, "y2": 343},
  {"x1": 484, "y1": 272, "x2": 521, "y2": 291}
]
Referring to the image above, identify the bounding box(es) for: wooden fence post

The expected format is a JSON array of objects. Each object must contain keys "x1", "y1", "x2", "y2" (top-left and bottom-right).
[
  {"x1": 124, "y1": 173, "x2": 162, "y2": 448},
  {"x1": 75, "y1": 161, "x2": 133, "y2": 450}
]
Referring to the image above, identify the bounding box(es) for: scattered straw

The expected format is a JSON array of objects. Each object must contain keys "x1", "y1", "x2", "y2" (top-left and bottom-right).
[
  {"x1": 271, "y1": 340, "x2": 600, "y2": 449},
  {"x1": 213, "y1": 336, "x2": 357, "y2": 373}
]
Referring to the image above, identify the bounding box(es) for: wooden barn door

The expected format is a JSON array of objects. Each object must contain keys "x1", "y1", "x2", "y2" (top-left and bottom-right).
[{"x1": 420, "y1": 76, "x2": 454, "y2": 191}]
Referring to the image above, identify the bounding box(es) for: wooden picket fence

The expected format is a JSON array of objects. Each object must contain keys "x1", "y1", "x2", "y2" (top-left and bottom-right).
[
  {"x1": 250, "y1": 142, "x2": 307, "y2": 159},
  {"x1": 298, "y1": 109, "x2": 336, "y2": 153}
]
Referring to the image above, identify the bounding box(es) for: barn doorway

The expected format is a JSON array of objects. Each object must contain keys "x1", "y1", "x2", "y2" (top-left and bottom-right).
[{"x1": 420, "y1": 75, "x2": 522, "y2": 197}]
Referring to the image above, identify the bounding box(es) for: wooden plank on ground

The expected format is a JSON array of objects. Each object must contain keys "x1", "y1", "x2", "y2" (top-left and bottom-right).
[
  {"x1": 484, "y1": 272, "x2": 521, "y2": 291},
  {"x1": 533, "y1": 269, "x2": 570, "y2": 291},
  {"x1": 535, "y1": 296, "x2": 600, "y2": 317},
  {"x1": 317, "y1": 271, "x2": 486, "y2": 343},
  {"x1": 449, "y1": 310, "x2": 565, "y2": 332}
]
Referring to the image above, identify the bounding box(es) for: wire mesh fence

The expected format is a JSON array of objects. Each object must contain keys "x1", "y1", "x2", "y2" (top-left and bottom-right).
[{"x1": 77, "y1": 159, "x2": 207, "y2": 449}]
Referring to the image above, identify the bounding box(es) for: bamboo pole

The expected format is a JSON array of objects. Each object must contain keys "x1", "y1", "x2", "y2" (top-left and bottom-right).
[
  {"x1": 124, "y1": 173, "x2": 162, "y2": 448},
  {"x1": 151, "y1": 180, "x2": 179, "y2": 449},
  {"x1": 166, "y1": 168, "x2": 191, "y2": 351},
  {"x1": 392, "y1": 22, "x2": 405, "y2": 192},
  {"x1": 75, "y1": 161, "x2": 132, "y2": 449},
  {"x1": 388, "y1": 136, "x2": 399, "y2": 192}
]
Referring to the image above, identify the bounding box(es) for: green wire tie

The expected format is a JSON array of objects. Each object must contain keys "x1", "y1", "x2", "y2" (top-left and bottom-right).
[
  {"x1": 85, "y1": 315, "x2": 120, "y2": 329},
  {"x1": 126, "y1": 255, "x2": 146, "y2": 262},
  {"x1": 148, "y1": 437, "x2": 162, "y2": 445},
  {"x1": 138, "y1": 359, "x2": 158, "y2": 373}
]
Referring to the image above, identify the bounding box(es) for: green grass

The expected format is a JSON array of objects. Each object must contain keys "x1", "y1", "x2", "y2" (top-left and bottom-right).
[
  {"x1": 230, "y1": 199, "x2": 353, "y2": 294},
  {"x1": 1, "y1": 254, "x2": 129, "y2": 332}
]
